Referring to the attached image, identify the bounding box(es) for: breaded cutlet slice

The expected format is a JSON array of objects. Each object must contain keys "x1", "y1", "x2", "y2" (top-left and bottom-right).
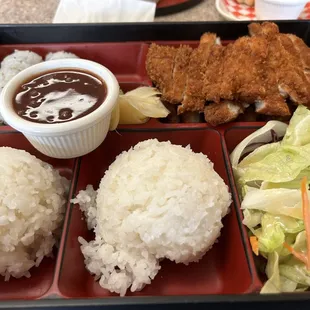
[
  {"x1": 204, "y1": 101, "x2": 243, "y2": 126},
  {"x1": 255, "y1": 95, "x2": 291, "y2": 116},
  {"x1": 207, "y1": 36, "x2": 268, "y2": 104},
  {"x1": 203, "y1": 45, "x2": 226, "y2": 103},
  {"x1": 275, "y1": 34, "x2": 310, "y2": 105},
  {"x1": 237, "y1": 36, "x2": 268, "y2": 102},
  {"x1": 146, "y1": 44, "x2": 177, "y2": 102},
  {"x1": 179, "y1": 33, "x2": 217, "y2": 114},
  {"x1": 170, "y1": 45, "x2": 193, "y2": 104},
  {"x1": 248, "y1": 22, "x2": 279, "y2": 39},
  {"x1": 286, "y1": 34, "x2": 310, "y2": 83},
  {"x1": 248, "y1": 24, "x2": 289, "y2": 107},
  {"x1": 186, "y1": 32, "x2": 217, "y2": 96},
  {"x1": 220, "y1": 36, "x2": 268, "y2": 103},
  {"x1": 260, "y1": 36, "x2": 308, "y2": 108},
  {"x1": 249, "y1": 22, "x2": 310, "y2": 107},
  {"x1": 287, "y1": 34, "x2": 310, "y2": 71}
]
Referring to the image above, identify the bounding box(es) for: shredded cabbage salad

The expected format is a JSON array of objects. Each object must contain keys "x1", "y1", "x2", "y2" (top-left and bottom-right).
[{"x1": 231, "y1": 105, "x2": 310, "y2": 293}]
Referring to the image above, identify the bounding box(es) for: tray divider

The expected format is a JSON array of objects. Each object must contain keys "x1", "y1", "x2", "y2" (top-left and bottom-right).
[
  {"x1": 219, "y1": 126, "x2": 263, "y2": 292},
  {"x1": 48, "y1": 157, "x2": 82, "y2": 298}
]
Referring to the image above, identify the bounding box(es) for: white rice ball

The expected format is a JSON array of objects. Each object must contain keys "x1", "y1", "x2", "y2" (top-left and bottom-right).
[
  {"x1": 0, "y1": 147, "x2": 68, "y2": 280},
  {"x1": 45, "y1": 51, "x2": 79, "y2": 61},
  {"x1": 0, "y1": 50, "x2": 42, "y2": 123},
  {"x1": 1, "y1": 50, "x2": 42, "y2": 71},
  {"x1": 0, "y1": 50, "x2": 42, "y2": 91},
  {"x1": 74, "y1": 139, "x2": 231, "y2": 296}
]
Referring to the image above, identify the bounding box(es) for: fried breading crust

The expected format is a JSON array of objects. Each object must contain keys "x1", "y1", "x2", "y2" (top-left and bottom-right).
[
  {"x1": 220, "y1": 36, "x2": 268, "y2": 103},
  {"x1": 179, "y1": 33, "x2": 217, "y2": 114},
  {"x1": 204, "y1": 101, "x2": 243, "y2": 126},
  {"x1": 146, "y1": 44, "x2": 177, "y2": 102},
  {"x1": 255, "y1": 95, "x2": 291, "y2": 116},
  {"x1": 171, "y1": 45, "x2": 193, "y2": 104},
  {"x1": 203, "y1": 45, "x2": 226, "y2": 103},
  {"x1": 288, "y1": 34, "x2": 310, "y2": 72},
  {"x1": 248, "y1": 22, "x2": 279, "y2": 39}
]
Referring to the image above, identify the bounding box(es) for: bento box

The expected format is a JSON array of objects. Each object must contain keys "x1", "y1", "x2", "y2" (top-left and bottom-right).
[{"x1": 0, "y1": 21, "x2": 310, "y2": 310}]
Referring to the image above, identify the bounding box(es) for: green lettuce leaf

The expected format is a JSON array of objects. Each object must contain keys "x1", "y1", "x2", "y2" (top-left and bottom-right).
[
  {"x1": 230, "y1": 121, "x2": 288, "y2": 169},
  {"x1": 243, "y1": 209, "x2": 262, "y2": 229},
  {"x1": 282, "y1": 105, "x2": 310, "y2": 147},
  {"x1": 241, "y1": 188, "x2": 304, "y2": 219},
  {"x1": 258, "y1": 213, "x2": 285, "y2": 253},
  {"x1": 236, "y1": 143, "x2": 310, "y2": 184},
  {"x1": 261, "y1": 252, "x2": 281, "y2": 293},
  {"x1": 261, "y1": 253, "x2": 299, "y2": 293},
  {"x1": 293, "y1": 231, "x2": 307, "y2": 253},
  {"x1": 279, "y1": 263, "x2": 310, "y2": 287},
  {"x1": 279, "y1": 232, "x2": 306, "y2": 260},
  {"x1": 280, "y1": 276, "x2": 299, "y2": 292},
  {"x1": 239, "y1": 184, "x2": 260, "y2": 200},
  {"x1": 261, "y1": 167, "x2": 310, "y2": 190},
  {"x1": 271, "y1": 215, "x2": 304, "y2": 234},
  {"x1": 261, "y1": 232, "x2": 309, "y2": 292},
  {"x1": 238, "y1": 142, "x2": 281, "y2": 168}
]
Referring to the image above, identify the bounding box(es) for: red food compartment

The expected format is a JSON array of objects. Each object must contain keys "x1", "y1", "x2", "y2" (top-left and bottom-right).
[
  {"x1": 119, "y1": 81, "x2": 152, "y2": 92},
  {"x1": 0, "y1": 131, "x2": 76, "y2": 300},
  {"x1": 0, "y1": 42, "x2": 150, "y2": 84},
  {"x1": 223, "y1": 126, "x2": 266, "y2": 290},
  {"x1": 224, "y1": 126, "x2": 263, "y2": 154},
  {"x1": 59, "y1": 128, "x2": 258, "y2": 298}
]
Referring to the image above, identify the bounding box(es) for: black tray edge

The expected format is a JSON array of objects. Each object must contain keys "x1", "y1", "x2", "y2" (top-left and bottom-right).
[
  {"x1": 1, "y1": 21, "x2": 310, "y2": 309},
  {"x1": 1, "y1": 294, "x2": 310, "y2": 310},
  {"x1": 0, "y1": 20, "x2": 310, "y2": 44}
]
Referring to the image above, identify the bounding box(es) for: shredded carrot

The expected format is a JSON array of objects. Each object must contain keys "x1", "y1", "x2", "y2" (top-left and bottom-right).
[
  {"x1": 283, "y1": 242, "x2": 307, "y2": 265},
  {"x1": 250, "y1": 236, "x2": 259, "y2": 256},
  {"x1": 283, "y1": 177, "x2": 310, "y2": 269},
  {"x1": 301, "y1": 176, "x2": 310, "y2": 270}
]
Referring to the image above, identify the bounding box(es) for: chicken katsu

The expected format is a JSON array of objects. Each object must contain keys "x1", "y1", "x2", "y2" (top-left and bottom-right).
[{"x1": 146, "y1": 22, "x2": 310, "y2": 126}]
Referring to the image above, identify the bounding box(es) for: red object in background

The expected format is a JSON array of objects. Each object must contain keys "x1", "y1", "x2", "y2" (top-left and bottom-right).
[
  {"x1": 157, "y1": 0, "x2": 194, "y2": 8},
  {"x1": 156, "y1": 0, "x2": 202, "y2": 15}
]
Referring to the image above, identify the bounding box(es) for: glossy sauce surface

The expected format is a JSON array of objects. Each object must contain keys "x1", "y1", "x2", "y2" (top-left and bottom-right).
[{"x1": 13, "y1": 69, "x2": 107, "y2": 124}]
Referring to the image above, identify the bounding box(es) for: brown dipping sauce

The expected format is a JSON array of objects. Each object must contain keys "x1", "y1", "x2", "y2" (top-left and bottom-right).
[{"x1": 13, "y1": 69, "x2": 107, "y2": 124}]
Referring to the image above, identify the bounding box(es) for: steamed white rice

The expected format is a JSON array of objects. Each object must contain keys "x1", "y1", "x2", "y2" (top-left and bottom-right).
[
  {"x1": 0, "y1": 147, "x2": 68, "y2": 280},
  {"x1": 45, "y1": 51, "x2": 79, "y2": 61},
  {"x1": 0, "y1": 50, "x2": 42, "y2": 91},
  {"x1": 73, "y1": 139, "x2": 231, "y2": 296},
  {"x1": 0, "y1": 50, "x2": 43, "y2": 123}
]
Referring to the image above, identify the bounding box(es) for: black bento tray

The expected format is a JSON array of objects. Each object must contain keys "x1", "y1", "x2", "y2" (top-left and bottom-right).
[{"x1": 1, "y1": 21, "x2": 310, "y2": 310}]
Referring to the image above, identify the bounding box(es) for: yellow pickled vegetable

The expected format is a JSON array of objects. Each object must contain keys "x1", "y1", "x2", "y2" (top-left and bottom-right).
[{"x1": 109, "y1": 87, "x2": 170, "y2": 130}]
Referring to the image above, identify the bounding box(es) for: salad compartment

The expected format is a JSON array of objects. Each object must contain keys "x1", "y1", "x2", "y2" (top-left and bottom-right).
[{"x1": 223, "y1": 121, "x2": 310, "y2": 294}]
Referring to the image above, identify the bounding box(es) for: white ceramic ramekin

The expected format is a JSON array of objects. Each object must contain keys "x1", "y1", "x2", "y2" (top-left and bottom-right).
[
  {"x1": 255, "y1": 0, "x2": 307, "y2": 20},
  {"x1": 0, "y1": 59, "x2": 119, "y2": 159}
]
